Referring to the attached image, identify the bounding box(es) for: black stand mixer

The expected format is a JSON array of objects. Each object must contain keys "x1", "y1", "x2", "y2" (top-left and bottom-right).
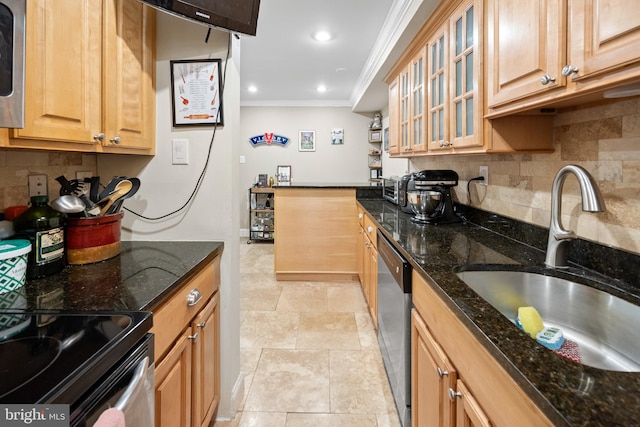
[{"x1": 408, "y1": 170, "x2": 462, "y2": 224}]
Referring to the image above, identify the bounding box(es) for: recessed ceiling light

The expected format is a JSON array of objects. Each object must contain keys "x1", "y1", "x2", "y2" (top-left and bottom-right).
[
  {"x1": 317, "y1": 85, "x2": 327, "y2": 93},
  {"x1": 248, "y1": 85, "x2": 257, "y2": 93},
  {"x1": 313, "y1": 31, "x2": 332, "y2": 42}
]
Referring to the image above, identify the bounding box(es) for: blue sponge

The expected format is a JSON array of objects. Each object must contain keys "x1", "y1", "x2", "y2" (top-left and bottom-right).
[{"x1": 536, "y1": 327, "x2": 565, "y2": 350}]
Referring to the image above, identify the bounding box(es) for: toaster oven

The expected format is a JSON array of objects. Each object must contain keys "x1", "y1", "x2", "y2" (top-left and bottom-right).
[{"x1": 382, "y1": 177, "x2": 400, "y2": 205}]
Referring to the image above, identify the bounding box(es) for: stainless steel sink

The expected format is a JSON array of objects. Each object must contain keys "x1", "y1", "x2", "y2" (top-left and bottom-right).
[{"x1": 456, "y1": 270, "x2": 640, "y2": 372}]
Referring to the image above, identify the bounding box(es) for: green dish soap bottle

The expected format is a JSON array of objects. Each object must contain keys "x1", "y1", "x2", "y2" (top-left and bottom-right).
[{"x1": 13, "y1": 195, "x2": 66, "y2": 279}]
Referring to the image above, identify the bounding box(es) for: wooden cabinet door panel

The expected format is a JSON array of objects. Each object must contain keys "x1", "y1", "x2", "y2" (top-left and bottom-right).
[
  {"x1": 16, "y1": 0, "x2": 102, "y2": 144},
  {"x1": 412, "y1": 310, "x2": 456, "y2": 427},
  {"x1": 192, "y1": 293, "x2": 220, "y2": 427},
  {"x1": 568, "y1": 0, "x2": 640, "y2": 81},
  {"x1": 155, "y1": 333, "x2": 192, "y2": 427},
  {"x1": 455, "y1": 380, "x2": 491, "y2": 427},
  {"x1": 103, "y1": 0, "x2": 156, "y2": 152},
  {"x1": 388, "y1": 77, "x2": 400, "y2": 154},
  {"x1": 486, "y1": 0, "x2": 566, "y2": 107}
]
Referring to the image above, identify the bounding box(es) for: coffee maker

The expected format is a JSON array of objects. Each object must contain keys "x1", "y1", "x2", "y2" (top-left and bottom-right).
[{"x1": 410, "y1": 170, "x2": 462, "y2": 224}]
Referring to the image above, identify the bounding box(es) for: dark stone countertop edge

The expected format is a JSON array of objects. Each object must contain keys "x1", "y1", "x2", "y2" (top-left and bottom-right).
[
  {"x1": 357, "y1": 199, "x2": 640, "y2": 427},
  {"x1": 141, "y1": 243, "x2": 224, "y2": 311},
  {"x1": 16, "y1": 241, "x2": 225, "y2": 314}
]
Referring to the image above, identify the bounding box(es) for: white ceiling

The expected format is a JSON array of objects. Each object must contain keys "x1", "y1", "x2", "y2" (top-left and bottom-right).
[{"x1": 239, "y1": 0, "x2": 442, "y2": 113}]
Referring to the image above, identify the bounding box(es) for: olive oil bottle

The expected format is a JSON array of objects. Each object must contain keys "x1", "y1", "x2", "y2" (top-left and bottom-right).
[{"x1": 13, "y1": 195, "x2": 65, "y2": 278}]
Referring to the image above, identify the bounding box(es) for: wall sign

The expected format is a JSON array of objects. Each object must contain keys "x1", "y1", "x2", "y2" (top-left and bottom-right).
[
  {"x1": 170, "y1": 59, "x2": 223, "y2": 126},
  {"x1": 249, "y1": 133, "x2": 290, "y2": 147}
]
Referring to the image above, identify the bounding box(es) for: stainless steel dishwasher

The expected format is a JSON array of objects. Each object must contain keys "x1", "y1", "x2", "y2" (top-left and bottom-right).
[{"x1": 377, "y1": 230, "x2": 412, "y2": 427}]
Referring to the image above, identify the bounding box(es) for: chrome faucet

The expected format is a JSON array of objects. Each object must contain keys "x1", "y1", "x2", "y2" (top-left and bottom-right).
[{"x1": 545, "y1": 165, "x2": 606, "y2": 268}]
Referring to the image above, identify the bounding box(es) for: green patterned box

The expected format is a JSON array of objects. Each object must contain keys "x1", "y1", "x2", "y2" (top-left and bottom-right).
[{"x1": 0, "y1": 240, "x2": 31, "y2": 293}]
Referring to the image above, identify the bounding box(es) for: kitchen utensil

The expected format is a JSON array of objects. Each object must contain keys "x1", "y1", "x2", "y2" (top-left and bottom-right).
[
  {"x1": 89, "y1": 176, "x2": 101, "y2": 203},
  {"x1": 98, "y1": 176, "x2": 127, "y2": 201},
  {"x1": 56, "y1": 176, "x2": 100, "y2": 216},
  {"x1": 50, "y1": 195, "x2": 87, "y2": 215},
  {"x1": 105, "y1": 178, "x2": 140, "y2": 215},
  {"x1": 97, "y1": 180, "x2": 133, "y2": 216}
]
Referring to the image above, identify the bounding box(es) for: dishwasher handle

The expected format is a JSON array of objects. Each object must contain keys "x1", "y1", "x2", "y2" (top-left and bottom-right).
[
  {"x1": 114, "y1": 356, "x2": 149, "y2": 412},
  {"x1": 377, "y1": 230, "x2": 412, "y2": 293}
]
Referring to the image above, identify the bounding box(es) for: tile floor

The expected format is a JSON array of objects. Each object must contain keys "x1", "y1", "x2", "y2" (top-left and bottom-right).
[{"x1": 214, "y1": 240, "x2": 401, "y2": 427}]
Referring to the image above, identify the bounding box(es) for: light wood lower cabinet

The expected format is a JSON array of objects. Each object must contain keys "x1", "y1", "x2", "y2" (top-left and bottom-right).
[
  {"x1": 152, "y1": 256, "x2": 221, "y2": 427},
  {"x1": 155, "y1": 333, "x2": 192, "y2": 427},
  {"x1": 357, "y1": 206, "x2": 378, "y2": 327},
  {"x1": 274, "y1": 188, "x2": 358, "y2": 281},
  {"x1": 412, "y1": 271, "x2": 552, "y2": 427},
  {"x1": 412, "y1": 310, "x2": 457, "y2": 427}
]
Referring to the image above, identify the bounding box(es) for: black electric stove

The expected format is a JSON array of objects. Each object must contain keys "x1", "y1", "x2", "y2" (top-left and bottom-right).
[{"x1": 0, "y1": 307, "x2": 152, "y2": 407}]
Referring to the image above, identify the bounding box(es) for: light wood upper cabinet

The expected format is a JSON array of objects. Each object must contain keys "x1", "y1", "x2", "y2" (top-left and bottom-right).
[
  {"x1": 486, "y1": 0, "x2": 566, "y2": 108},
  {"x1": 487, "y1": 0, "x2": 640, "y2": 115},
  {"x1": 14, "y1": 0, "x2": 103, "y2": 147},
  {"x1": 427, "y1": 24, "x2": 450, "y2": 152},
  {"x1": 387, "y1": 77, "x2": 400, "y2": 154},
  {"x1": 5, "y1": 0, "x2": 155, "y2": 154},
  {"x1": 103, "y1": 0, "x2": 156, "y2": 153},
  {"x1": 388, "y1": 0, "x2": 487, "y2": 157},
  {"x1": 410, "y1": 48, "x2": 427, "y2": 153},
  {"x1": 399, "y1": 67, "x2": 411, "y2": 153},
  {"x1": 567, "y1": 0, "x2": 640, "y2": 83},
  {"x1": 449, "y1": 0, "x2": 482, "y2": 150},
  {"x1": 427, "y1": 0, "x2": 483, "y2": 152}
]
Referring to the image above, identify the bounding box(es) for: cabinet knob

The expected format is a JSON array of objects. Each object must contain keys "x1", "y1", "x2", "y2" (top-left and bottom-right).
[
  {"x1": 437, "y1": 367, "x2": 449, "y2": 378},
  {"x1": 358, "y1": 213, "x2": 363, "y2": 219},
  {"x1": 540, "y1": 74, "x2": 556, "y2": 85},
  {"x1": 197, "y1": 321, "x2": 207, "y2": 328},
  {"x1": 188, "y1": 332, "x2": 199, "y2": 342},
  {"x1": 187, "y1": 289, "x2": 203, "y2": 306},
  {"x1": 367, "y1": 226, "x2": 374, "y2": 234},
  {"x1": 448, "y1": 388, "x2": 462, "y2": 402},
  {"x1": 109, "y1": 136, "x2": 121, "y2": 145},
  {"x1": 561, "y1": 65, "x2": 579, "y2": 78},
  {"x1": 93, "y1": 133, "x2": 105, "y2": 143}
]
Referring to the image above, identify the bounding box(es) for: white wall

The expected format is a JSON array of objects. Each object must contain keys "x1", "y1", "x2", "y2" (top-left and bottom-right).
[
  {"x1": 238, "y1": 106, "x2": 377, "y2": 230},
  {"x1": 97, "y1": 12, "x2": 242, "y2": 420}
]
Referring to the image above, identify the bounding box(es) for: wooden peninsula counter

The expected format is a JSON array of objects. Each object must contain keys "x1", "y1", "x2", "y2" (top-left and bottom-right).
[{"x1": 273, "y1": 183, "x2": 381, "y2": 281}]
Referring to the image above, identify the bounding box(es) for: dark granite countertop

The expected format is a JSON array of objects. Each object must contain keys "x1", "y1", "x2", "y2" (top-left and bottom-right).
[
  {"x1": 18, "y1": 241, "x2": 224, "y2": 313},
  {"x1": 358, "y1": 199, "x2": 640, "y2": 426},
  {"x1": 272, "y1": 182, "x2": 383, "y2": 200}
]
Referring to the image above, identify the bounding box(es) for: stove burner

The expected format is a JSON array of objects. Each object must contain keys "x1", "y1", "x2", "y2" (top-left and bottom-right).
[{"x1": 0, "y1": 337, "x2": 62, "y2": 398}]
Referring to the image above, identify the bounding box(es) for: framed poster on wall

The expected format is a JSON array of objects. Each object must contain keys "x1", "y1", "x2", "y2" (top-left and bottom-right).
[
  {"x1": 298, "y1": 130, "x2": 315, "y2": 151},
  {"x1": 170, "y1": 59, "x2": 224, "y2": 126}
]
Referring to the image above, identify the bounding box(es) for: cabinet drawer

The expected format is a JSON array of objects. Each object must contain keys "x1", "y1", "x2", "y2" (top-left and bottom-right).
[
  {"x1": 152, "y1": 257, "x2": 220, "y2": 362},
  {"x1": 364, "y1": 215, "x2": 377, "y2": 248}
]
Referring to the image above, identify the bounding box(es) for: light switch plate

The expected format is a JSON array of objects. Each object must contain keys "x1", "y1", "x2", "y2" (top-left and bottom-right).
[
  {"x1": 28, "y1": 174, "x2": 48, "y2": 197},
  {"x1": 172, "y1": 139, "x2": 189, "y2": 165}
]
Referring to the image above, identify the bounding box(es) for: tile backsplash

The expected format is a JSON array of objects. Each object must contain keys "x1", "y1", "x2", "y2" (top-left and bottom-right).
[
  {"x1": 0, "y1": 150, "x2": 97, "y2": 212},
  {"x1": 411, "y1": 97, "x2": 640, "y2": 255}
]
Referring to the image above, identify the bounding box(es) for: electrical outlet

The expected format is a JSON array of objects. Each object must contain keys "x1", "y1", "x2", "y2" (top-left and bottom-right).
[
  {"x1": 76, "y1": 171, "x2": 92, "y2": 180},
  {"x1": 28, "y1": 174, "x2": 48, "y2": 197},
  {"x1": 479, "y1": 166, "x2": 488, "y2": 186}
]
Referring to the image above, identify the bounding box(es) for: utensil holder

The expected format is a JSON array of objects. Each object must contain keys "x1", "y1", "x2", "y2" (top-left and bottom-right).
[{"x1": 66, "y1": 212, "x2": 124, "y2": 265}]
